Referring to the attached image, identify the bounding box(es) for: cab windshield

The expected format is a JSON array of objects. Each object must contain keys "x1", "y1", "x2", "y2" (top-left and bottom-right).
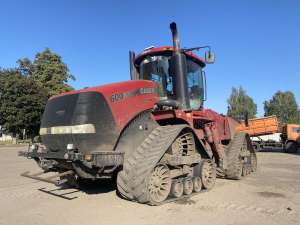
[{"x1": 139, "y1": 55, "x2": 204, "y2": 110}]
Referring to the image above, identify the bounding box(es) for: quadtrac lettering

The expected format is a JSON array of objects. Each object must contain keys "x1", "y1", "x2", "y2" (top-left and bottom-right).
[{"x1": 110, "y1": 87, "x2": 157, "y2": 103}]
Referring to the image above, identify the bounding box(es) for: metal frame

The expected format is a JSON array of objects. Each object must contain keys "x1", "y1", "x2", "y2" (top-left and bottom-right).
[{"x1": 21, "y1": 170, "x2": 74, "y2": 186}]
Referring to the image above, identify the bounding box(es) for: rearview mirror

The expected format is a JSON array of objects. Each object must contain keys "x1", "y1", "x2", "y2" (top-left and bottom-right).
[{"x1": 205, "y1": 50, "x2": 215, "y2": 64}]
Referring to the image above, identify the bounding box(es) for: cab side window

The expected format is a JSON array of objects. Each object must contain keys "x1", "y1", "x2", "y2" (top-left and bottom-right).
[{"x1": 186, "y1": 60, "x2": 203, "y2": 110}]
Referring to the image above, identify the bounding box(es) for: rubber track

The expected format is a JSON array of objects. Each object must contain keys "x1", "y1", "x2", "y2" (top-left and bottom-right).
[
  {"x1": 117, "y1": 125, "x2": 188, "y2": 204},
  {"x1": 225, "y1": 132, "x2": 247, "y2": 179}
]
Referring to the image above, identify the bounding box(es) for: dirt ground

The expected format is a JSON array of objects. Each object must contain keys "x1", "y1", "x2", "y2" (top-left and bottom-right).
[{"x1": 0, "y1": 146, "x2": 299, "y2": 225}]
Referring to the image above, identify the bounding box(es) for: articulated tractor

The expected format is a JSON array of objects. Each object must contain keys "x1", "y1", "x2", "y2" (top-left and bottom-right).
[{"x1": 19, "y1": 23, "x2": 257, "y2": 205}]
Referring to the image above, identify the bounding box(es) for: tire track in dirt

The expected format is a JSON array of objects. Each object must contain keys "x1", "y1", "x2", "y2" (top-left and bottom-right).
[
  {"x1": 213, "y1": 202, "x2": 294, "y2": 215},
  {"x1": 174, "y1": 198, "x2": 295, "y2": 216},
  {"x1": 189, "y1": 201, "x2": 295, "y2": 216}
]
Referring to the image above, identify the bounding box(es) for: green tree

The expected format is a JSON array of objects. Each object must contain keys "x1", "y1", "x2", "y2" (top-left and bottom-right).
[
  {"x1": 0, "y1": 48, "x2": 75, "y2": 139},
  {"x1": 264, "y1": 91, "x2": 300, "y2": 124},
  {"x1": 17, "y1": 48, "x2": 75, "y2": 97},
  {"x1": 227, "y1": 86, "x2": 257, "y2": 120},
  {"x1": 16, "y1": 58, "x2": 33, "y2": 77},
  {"x1": 0, "y1": 69, "x2": 48, "y2": 138}
]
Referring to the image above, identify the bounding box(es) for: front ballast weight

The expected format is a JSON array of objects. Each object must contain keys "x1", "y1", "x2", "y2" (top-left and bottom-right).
[
  {"x1": 19, "y1": 147, "x2": 124, "y2": 168},
  {"x1": 117, "y1": 125, "x2": 217, "y2": 205},
  {"x1": 21, "y1": 170, "x2": 74, "y2": 186},
  {"x1": 19, "y1": 146, "x2": 125, "y2": 183},
  {"x1": 20, "y1": 145, "x2": 123, "y2": 164}
]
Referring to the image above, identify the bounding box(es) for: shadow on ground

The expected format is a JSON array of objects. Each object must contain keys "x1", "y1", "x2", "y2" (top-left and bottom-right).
[
  {"x1": 79, "y1": 178, "x2": 116, "y2": 194},
  {"x1": 39, "y1": 178, "x2": 117, "y2": 200}
]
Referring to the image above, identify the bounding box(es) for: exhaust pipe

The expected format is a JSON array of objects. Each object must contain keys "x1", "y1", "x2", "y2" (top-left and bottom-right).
[
  {"x1": 170, "y1": 22, "x2": 181, "y2": 53},
  {"x1": 129, "y1": 51, "x2": 138, "y2": 80},
  {"x1": 169, "y1": 22, "x2": 190, "y2": 109}
]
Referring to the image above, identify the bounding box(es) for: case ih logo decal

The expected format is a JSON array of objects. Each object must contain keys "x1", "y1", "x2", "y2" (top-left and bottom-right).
[{"x1": 110, "y1": 87, "x2": 157, "y2": 103}]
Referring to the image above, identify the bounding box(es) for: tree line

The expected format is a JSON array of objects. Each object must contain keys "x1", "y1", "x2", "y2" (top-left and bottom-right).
[
  {"x1": 0, "y1": 48, "x2": 75, "y2": 139},
  {"x1": 227, "y1": 86, "x2": 300, "y2": 124}
]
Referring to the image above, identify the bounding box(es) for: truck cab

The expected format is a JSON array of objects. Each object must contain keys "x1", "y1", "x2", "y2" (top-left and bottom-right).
[{"x1": 282, "y1": 124, "x2": 300, "y2": 153}]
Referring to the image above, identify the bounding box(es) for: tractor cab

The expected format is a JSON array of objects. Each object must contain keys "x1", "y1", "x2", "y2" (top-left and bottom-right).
[
  {"x1": 134, "y1": 47, "x2": 206, "y2": 110},
  {"x1": 130, "y1": 23, "x2": 215, "y2": 111}
]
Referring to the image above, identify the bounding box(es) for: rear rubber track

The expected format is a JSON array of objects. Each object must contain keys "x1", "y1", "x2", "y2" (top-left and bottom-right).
[{"x1": 225, "y1": 132, "x2": 256, "y2": 179}]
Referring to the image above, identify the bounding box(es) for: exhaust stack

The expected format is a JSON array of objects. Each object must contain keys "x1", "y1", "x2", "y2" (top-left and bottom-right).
[
  {"x1": 169, "y1": 22, "x2": 190, "y2": 109},
  {"x1": 170, "y1": 22, "x2": 181, "y2": 53}
]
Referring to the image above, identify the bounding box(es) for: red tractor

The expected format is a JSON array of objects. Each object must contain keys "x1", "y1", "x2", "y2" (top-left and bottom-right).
[{"x1": 19, "y1": 22, "x2": 257, "y2": 205}]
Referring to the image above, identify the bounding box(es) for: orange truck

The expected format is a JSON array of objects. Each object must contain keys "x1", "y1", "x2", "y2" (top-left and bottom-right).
[{"x1": 237, "y1": 115, "x2": 300, "y2": 153}]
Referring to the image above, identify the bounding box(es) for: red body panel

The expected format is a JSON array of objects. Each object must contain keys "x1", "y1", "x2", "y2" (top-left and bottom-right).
[
  {"x1": 53, "y1": 80, "x2": 236, "y2": 142},
  {"x1": 193, "y1": 109, "x2": 233, "y2": 140},
  {"x1": 52, "y1": 80, "x2": 160, "y2": 131},
  {"x1": 153, "y1": 108, "x2": 236, "y2": 141}
]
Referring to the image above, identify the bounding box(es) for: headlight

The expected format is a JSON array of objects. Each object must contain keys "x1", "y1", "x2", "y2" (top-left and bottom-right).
[
  {"x1": 67, "y1": 143, "x2": 74, "y2": 150},
  {"x1": 30, "y1": 144, "x2": 38, "y2": 151}
]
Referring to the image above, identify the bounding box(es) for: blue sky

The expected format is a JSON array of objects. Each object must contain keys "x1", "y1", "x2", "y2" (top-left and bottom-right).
[{"x1": 0, "y1": 0, "x2": 299, "y2": 116}]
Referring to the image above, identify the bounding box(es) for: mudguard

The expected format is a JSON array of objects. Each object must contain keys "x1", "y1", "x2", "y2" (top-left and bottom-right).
[{"x1": 114, "y1": 110, "x2": 158, "y2": 156}]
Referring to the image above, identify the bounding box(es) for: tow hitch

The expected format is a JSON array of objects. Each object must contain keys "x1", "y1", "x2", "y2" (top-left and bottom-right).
[{"x1": 21, "y1": 170, "x2": 74, "y2": 186}]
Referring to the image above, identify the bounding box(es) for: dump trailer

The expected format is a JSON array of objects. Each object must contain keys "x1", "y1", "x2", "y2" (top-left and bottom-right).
[
  {"x1": 19, "y1": 22, "x2": 257, "y2": 205},
  {"x1": 237, "y1": 116, "x2": 300, "y2": 153},
  {"x1": 236, "y1": 116, "x2": 282, "y2": 151}
]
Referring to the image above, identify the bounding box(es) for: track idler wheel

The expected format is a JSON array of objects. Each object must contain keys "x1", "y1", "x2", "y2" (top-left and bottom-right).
[
  {"x1": 201, "y1": 160, "x2": 216, "y2": 190},
  {"x1": 183, "y1": 177, "x2": 193, "y2": 195},
  {"x1": 147, "y1": 165, "x2": 172, "y2": 204},
  {"x1": 171, "y1": 179, "x2": 184, "y2": 198}
]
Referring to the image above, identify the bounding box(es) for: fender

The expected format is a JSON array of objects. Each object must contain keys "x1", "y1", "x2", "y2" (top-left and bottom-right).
[{"x1": 114, "y1": 110, "x2": 158, "y2": 156}]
